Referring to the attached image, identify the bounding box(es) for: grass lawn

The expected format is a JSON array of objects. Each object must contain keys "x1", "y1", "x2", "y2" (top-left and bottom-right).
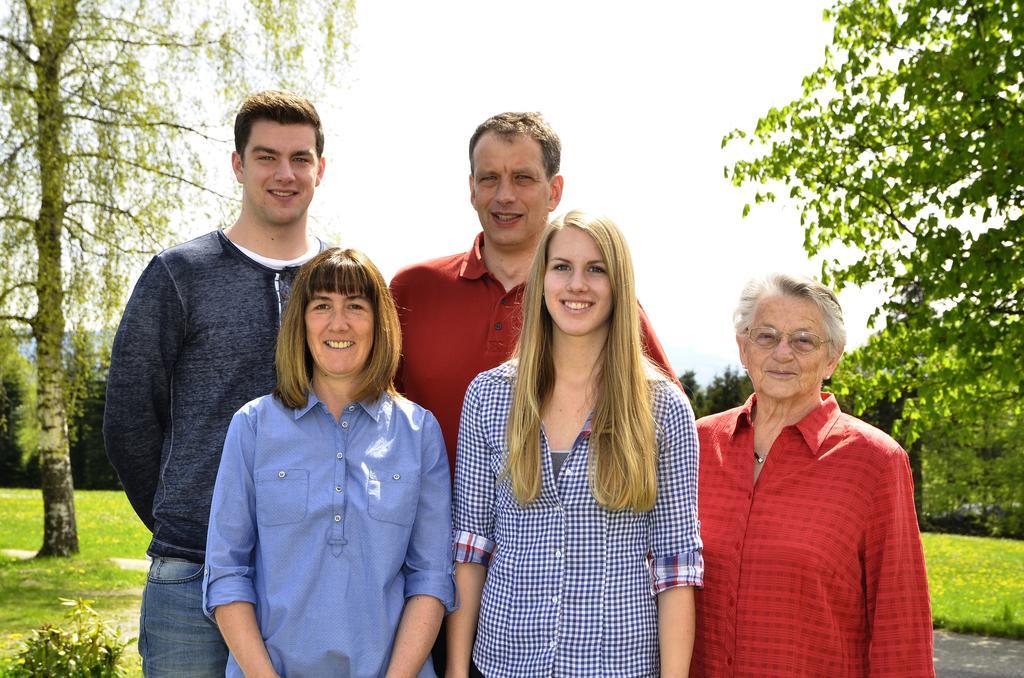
[
  {"x1": 0, "y1": 490, "x2": 1022, "y2": 676},
  {"x1": 922, "y1": 531, "x2": 1024, "y2": 638},
  {"x1": 0, "y1": 488, "x2": 149, "y2": 676}
]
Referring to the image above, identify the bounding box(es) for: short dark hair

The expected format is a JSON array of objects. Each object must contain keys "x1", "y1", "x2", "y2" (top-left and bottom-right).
[
  {"x1": 234, "y1": 90, "x2": 324, "y2": 158},
  {"x1": 273, "y1": 248, "x2": 401, "y2": 408},
  {"x1": 469, "y1": 112, "x2": 561, "y2": 179}
]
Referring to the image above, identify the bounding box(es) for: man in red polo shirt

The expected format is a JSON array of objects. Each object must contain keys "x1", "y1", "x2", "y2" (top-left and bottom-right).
[
  {"x1": 390, "y1": 111, "x2": 675, "y2": 473},
  {"x1": 390, "y1": 111, "x2": 677, "y2": 675}
]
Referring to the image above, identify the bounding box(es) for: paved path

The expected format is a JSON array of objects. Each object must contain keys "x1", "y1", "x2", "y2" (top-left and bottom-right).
[{"x1": 935, "y1": 630, "x2": 1024, "y2": 677}]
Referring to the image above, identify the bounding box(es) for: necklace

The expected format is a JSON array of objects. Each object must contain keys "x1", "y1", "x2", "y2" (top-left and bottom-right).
[{"x1": 754, "y1": 450, "x2": 766, "y2": 464}]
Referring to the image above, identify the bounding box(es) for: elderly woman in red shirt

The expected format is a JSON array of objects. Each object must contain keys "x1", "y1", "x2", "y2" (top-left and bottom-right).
[{"x1": 692, "y1": 273, "x2": 934, "y2": 678}]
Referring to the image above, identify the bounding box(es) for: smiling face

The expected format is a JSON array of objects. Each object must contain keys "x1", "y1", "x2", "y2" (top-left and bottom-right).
[
  {"x1": 232, "y1": 120, "x2": 325, "y2": 232},
  {"x1": 737, "y1": 294, "x2": 842, "y2": 415},
  {"x1": 543, "y1": 226, "x2": 613, "y2": 344},
  {"x1": 305, "y1": 291, "x2": 374, "y2": 400},
  {"x1": 469, "y1": 132, "x2": 563, "y2": 255}
]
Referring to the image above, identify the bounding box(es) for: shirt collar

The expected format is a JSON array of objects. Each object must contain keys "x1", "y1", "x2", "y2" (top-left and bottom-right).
[
  {"x1": 458, "y1": 232, "x2": 490, "y2": 280},
  {"x1": 795, "y1": 393, "x2": 842, "y2": 455},
  {"x1": 732, "y1": 392, "x2": 842, "y2": 457},
  {"x1": 294, "y1": 390, "x2": 389, "y2": 422}
]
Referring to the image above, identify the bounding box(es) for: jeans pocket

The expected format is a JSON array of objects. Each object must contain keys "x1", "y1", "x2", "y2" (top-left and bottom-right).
[
  {"x1": 147, "y1": 557, "x2": 204, "y2": 585},
  {"x1": 256, "y1": 468, "x2": 309, "y2": 526},
  {"x1": 366, "y1": 470, "x2": 419, "y2": 526}
]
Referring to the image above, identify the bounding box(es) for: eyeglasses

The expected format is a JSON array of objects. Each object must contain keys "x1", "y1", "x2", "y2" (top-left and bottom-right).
[{"x1": 745, "y1": 327, "x2": 830, "y2": 354}]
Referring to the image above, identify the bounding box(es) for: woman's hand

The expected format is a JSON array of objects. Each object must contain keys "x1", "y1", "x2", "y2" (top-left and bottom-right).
[{"x1": 213, "y1": 601, "x2": 279, "y2": 678}]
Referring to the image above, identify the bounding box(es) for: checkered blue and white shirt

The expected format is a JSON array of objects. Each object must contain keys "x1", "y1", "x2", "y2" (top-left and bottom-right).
[{"x1": 453, "y1": 361, "x2": 703, "y2": 677}]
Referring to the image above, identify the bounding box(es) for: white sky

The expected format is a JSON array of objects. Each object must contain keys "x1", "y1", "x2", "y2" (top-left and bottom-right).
[{"x1": 209, "y1": 1, "x2": 884, "y2": 384}]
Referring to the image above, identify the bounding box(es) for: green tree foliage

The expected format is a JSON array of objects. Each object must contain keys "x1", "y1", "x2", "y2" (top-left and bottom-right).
[
  {"x1": 700, "y1": 366, "x2": 754, "y2": 419},
  {"x1": 920, "y1": 408, "x2": 1024, "y2": 537},
  {"x1": 679, "y1": 370, "x2": 703, "y2": 413},
  {"x1": 65, "y1": 330, "x2": 116, "y2": 490},
  {"x1": 0, "y1": 0, "x2": 355, "y2": 555},
  {"x1": 680, "y1": 366, "x2": 754, "y2": 419},
  {"x1": 0, "y1": 330, "x2": 34, "y2": 486},
  {"x1": 725, "y1": 0, "x2": 1024, "y2": 443}
]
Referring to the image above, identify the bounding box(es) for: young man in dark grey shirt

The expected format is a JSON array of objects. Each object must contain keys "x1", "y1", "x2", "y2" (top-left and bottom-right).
[{"x1": 103, "y1": 91, "x2": 327, "y2": 677}]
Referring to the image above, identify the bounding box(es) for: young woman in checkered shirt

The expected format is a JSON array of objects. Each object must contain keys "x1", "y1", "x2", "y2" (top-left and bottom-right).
[{"x1": 448, "y1": 210, "x2": 703, "y2": 677}]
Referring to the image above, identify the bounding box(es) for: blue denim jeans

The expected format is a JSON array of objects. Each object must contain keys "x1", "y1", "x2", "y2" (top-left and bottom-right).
[{"x1": 139, "y1": 556, "x2": 228, "y2": 677}]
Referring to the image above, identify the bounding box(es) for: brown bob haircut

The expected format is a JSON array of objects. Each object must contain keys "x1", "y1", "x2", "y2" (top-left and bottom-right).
[
  {"x1": 234, "y1": 90, "x2": 325, "y2": 158},
  {"x1": 273, "y1": 248, "x2": 400, "y2": 408}
]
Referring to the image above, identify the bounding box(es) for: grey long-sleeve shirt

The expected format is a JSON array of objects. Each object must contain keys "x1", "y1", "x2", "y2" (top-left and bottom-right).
[{"x1": 103, "y1": 231, "x2": 317, "y2": 561}]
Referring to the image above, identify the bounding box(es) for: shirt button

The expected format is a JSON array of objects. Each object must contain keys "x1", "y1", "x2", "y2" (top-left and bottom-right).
[
  {"x1": 335, "y1": 486, "x2": 343, "y2": 493},
  {"x1": 734, "y1": 541, "x2": 741, "y2": 552},
  {"x1": 347, "y1": 405, "x2": 355, "y2": 411},
  {"x1": 334, "y1": 515, "x2": 342, "y2": 522},
  {"x1": 392, "y1": 473, "x2": 401, "y2": 480},
  {"x1": 728, "y1": 595, "x2": 735, "y2": 607},
  {"x1": 500, "y1": 298, "x2": 508, "y2": 305},
  {"x1": 551, "y1": 595, "x2": 559, "y2": 604},
  {"x1": 337, "y1": 452, "x2": 344, "y2": 459},
  {"x1": 277, "y1": 470, "x2": 286, "y2": 478},
  {"x1": 549, "y1": 640, "x2": 556, "y2": 649},
  {"x1": 341, "y1": 421, "x2": 349, "y2": 428},
  {"x1": 726, "y1": 656, "x2": 733, "y2": 666},
  {"x1": 494, "y1": 322, "x2": 502, "y2": 330},
  {"x1": 554, "y1": 549, "x2": 562, "y2": 558}
]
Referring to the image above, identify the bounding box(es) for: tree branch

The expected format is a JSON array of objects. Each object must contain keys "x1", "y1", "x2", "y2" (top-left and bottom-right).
[
  {"x1": 0, "y1": 80, "x2": 34, "y2": 94},
  {"x1": 0, "y1": 32, "x2": 37, "y2": 64},
  {"x1": 0, "y1": 214, "x2": 36, "y2": 227},
  {"x1": 1, "y1": 136, "x2": 33, "y2": 169},
  {"x1": 874, "y1": 191, "x2": 918, "y2": 239},
  {"x1": 73, "y1": 35, "x2": 223, "y2": 50},
  {"x1": 70, "y1": 151, "x2": 237, "y2": 200},
  {"x1": 0, "y1": 281, "x2": 36, "y2": 307},
  {"x1": 62, "y1": 204, "x2": 155, "y2": 256},
  {"x1": 0, "y1": 314, "x2": 34, "y2": 329},
  {"x1": 64, "y1": 113, "x2": 227, "y2": 143}
]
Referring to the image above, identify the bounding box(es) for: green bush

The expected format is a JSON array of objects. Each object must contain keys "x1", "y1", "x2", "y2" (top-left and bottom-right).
[{"x1": 6, "y1": 598, "x2": 129, "y2": 677}]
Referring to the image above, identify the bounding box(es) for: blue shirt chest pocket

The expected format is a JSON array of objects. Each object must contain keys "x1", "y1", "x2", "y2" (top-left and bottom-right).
[
  {"x1": 255, "y1": 468, "x2": 309, "y2": 527},
  {"x1": 366, "y1": 469, "x2": 419, "y2": 527}
]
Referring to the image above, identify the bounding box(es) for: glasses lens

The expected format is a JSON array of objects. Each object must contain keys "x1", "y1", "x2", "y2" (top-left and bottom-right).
[
  {"x1": 750, "y1": 328, "x2": 780, "y2": 348},
  {"x1": 790, "y1": 332, "x2": 823, "y2": 354}
]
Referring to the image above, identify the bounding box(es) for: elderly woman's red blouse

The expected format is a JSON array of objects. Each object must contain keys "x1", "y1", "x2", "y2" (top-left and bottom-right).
[{"x1": 692, "y1": 393, "x2": 934, "y2": 677}]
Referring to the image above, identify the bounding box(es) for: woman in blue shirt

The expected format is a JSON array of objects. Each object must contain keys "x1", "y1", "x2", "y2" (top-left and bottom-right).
[
  {"x1": 447, "y1": 211, "x2": 703, "y2": 677},
  {"x1": 204, "y1": 248, "x2": 455, "y2": 677}
]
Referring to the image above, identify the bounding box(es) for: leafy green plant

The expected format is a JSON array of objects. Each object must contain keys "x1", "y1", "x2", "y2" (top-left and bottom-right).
[{"x1": 7, "y1": 599, "x2": 129, "y2": 677}]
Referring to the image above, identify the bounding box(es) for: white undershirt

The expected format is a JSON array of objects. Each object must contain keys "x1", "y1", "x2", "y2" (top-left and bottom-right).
[{"x1": 234, "y1": 240, "x2": 320, "y2": 270}]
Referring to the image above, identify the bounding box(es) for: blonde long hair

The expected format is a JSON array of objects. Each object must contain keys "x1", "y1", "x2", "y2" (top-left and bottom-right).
[{"x1": 505, "y1": 210, "x2": 659, "y2": 511}]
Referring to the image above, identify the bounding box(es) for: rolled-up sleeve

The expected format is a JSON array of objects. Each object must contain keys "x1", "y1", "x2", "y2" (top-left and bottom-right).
[
  {"x1": 402, "y1": 411, "x2": 457, "y2": 612},
  {"x1": 452, "y1": 376, "x2": 498, "y2": 566},
  {"x1": 202, "y1": 409, "x2": 259, "y2": 617},
  {"x1": 650, "y1": 381, "x2": 704, "y2": 592}
]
